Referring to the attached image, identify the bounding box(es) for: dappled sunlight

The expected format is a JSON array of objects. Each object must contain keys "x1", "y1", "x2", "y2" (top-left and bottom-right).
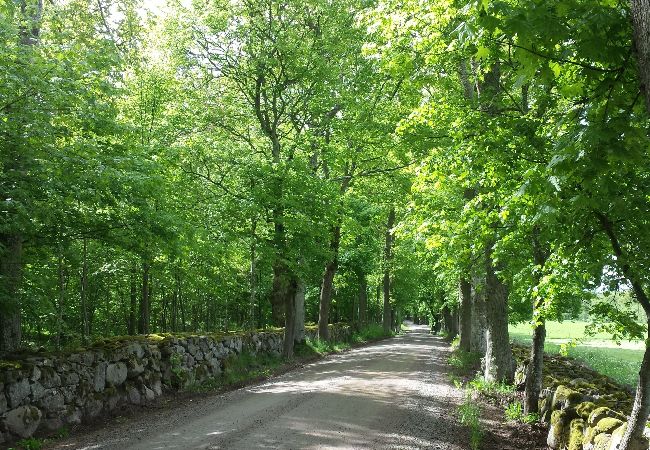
[{"x1": 51, "y1": 327, "x2": 467, "y2": 450}]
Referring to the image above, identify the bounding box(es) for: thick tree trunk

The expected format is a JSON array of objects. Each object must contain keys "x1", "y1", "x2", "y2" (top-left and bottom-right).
[
  {"x1": 270, "y1": 212, "x2": 286, "y2": 327},
  {"x1": 442, "y1": 305, "x2": 459, "y2": 338},
  {"x1": 470, "y1": 277, "x2": 487, "y2": 354},
  {"x1": 382, "y1": 208, "x2": 396, "y2": 334},
  {"x1": 358, "y1": 273, "x2": 368, "y2": 325},
  {"x1": 0, "y1": 1, "x2": 43, "y2": 355},
  {"x1": 139, "y1": 260, "x2": 150, "y2": 334},
  {"x1": 524, "y1": 231, "x2": 549, "y2": 415},
  {"x1": 0, "y1": 234, "x2": 22, "y2": 353},
  {"x1": 631, "y1": 0, "x2": 650, "y2": 113},
  {"x1": 282, "y1": 276, "x2": 298, "y2": 358},
  {"x1": 458, "y1": 278, "x2": 472, "y2": 351},
  {"x1": 318, "y1": 226, "x2": 341, "y2": 340},
  {"x1": 294, "y1": 278, "x2": 305, "y2": 344},
  {"x1": 484, "y1": 243, "x2": 515, "y2": 383},
  {"x1": 524, "y1": 318, "x2": 546, "y2": 414}
]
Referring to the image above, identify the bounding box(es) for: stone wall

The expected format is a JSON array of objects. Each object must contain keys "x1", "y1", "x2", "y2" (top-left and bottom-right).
[
  {"x1": 0, "y1": 324, "x2": 353, "y2": 444},
  {"x1": 511, "y1": 345, "x2": 649, "y2": 450}
]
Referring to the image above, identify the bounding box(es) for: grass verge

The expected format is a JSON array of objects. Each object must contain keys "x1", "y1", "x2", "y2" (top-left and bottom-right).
[{"x1": 510, "y1": 321, "x2": 644, "y2": 386}]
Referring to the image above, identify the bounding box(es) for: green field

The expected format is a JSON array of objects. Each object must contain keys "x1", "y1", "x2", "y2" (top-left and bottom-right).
[{"x1": 509, "y1": 321, "x2": 644, "y2": 387}]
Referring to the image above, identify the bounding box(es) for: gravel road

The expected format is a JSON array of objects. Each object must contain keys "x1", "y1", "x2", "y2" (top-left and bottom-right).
[{"x1": 52, "y1": 325, "x2": 469, "y2": 449}]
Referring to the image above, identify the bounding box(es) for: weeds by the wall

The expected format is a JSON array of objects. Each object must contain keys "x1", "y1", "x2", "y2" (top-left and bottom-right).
[{"x1": 458, "y1": 391, "x2": 482, "y2": 450}]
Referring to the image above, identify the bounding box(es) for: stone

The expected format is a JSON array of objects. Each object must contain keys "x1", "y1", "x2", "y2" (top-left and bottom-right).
[
  {"x1": 151, "y1": 378, "x2": 162, "y2": 396},
  {"x1": 127, "y1": 358, "x2": 145, "y2": 378},
  {"x1": 85, "y1": 397, "x2": 103, "y2": 419},
  {"x1": 592, "y1": 433, "x2": 612, "y2": 450},
  {"x1": 576, "y1": 402, "x2": 597, "y2": 420},
  {"x1": 143, "y1": 386, "x2": 155, "y2": 401},
  {"x1": 94, "y1": 362, "x2": 107, "y2": 392},
  {"x1": 588, "y1": 407, "x2": 625, "y2": 428},
  {"x1": 43, "y1": 417, "x2": 64, "y2": 431},
  {"x1": 39, "y1": 389, "x2": 65, "y2": 414},
  {"x1": 7, "y1": 378, "x2": 30, "y2": 408},
  {"x1": 127, "y1": 384, "x2": 141, "y2": 404},
  {"x1": 30, "y1": 381, "x2": 45, "y2": 400},
  {"x1": 31, "y1": 366, "x2": 41, "y2": 382},
  {"x1": 105, "y1": 362, "x2": 127, "y2": 386},
  {"x1": 570, "y1": 378, "x2": 589, "y2": 388},
  {"x1": 5, "y1": 405, "x2": 42, "y2": 438},
  {"x1": 40, "y1": 367, "x2": 61, "y2": 389},
  {"x1": 0, "y1": 392, "x2": 7, "y2": 414},
  {"x1": 63, "y1": 371, "x2": 80, "y2": 386},
  {"x1": 568, "y1": 418, "x2": 585, "y2": 450},
  {"x1": 553, "y1": 385, "x2": 583, "y2": 411},
  {"x1": 548, "y1": 409, "x2": 572, "y2": 449},
  {"x1": 65, "y1": 407, "x2": 82, "y2": 424},
  {"x1": 187, "y1": 342, "x2": 199, "y2": 356},
  {"x1": 126, "y1": 343, "x2": 145, "y2": 359}
]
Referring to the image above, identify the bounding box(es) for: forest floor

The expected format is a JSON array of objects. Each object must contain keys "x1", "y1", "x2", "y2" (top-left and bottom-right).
[{"x1": 43, "y1": 325, "x2": 545, "y2": 450}]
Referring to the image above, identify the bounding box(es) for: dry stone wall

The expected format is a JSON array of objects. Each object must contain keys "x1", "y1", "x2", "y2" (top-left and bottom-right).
[
  {"x1": 0, "y1": 324, "x2": 352, "y2": 444},
  {"x1": 511, "y1": 345, "x2": 649, "y2": 450}
]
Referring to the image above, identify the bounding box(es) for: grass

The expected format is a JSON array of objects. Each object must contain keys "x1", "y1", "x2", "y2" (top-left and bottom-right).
[
  {"x1": 504, "y1": 401, "x2": 539, "y2": 424},
  {"x1": 458, "y1": 391, "x2": 483, "y2": 450},
  {"x1": 509, "y1": 320, "x2": 644, "y2": 386}
]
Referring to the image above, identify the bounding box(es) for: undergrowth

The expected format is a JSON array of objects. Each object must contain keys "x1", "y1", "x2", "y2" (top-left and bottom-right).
[
  {"x1": 504, "y1": 401, "x2": 540, "y2": 424},
  {"x1": 458, "y1": 391, "x2": 482, "y2": 450}
]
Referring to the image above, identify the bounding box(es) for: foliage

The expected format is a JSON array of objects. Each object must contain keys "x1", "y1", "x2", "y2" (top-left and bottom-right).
[
  {"x1": 458, "y1": 392, "x2": 483, "y2": 450},
  {"x1": 448, "y1": 350, "x2": 481, "y2": 374},
  {"x1": 504, "y1": 402, "x2": 539, "y2": 424}
]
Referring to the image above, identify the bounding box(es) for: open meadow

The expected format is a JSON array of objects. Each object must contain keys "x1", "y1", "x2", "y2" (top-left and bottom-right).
[{"x1": 509, "y1": 321, "x2": 644, "y2": 387}]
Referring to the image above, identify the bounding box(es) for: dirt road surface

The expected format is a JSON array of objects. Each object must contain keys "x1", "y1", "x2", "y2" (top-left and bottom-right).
[{"x1": 52, "y1": 325, "x2": 471, "y2": 449}]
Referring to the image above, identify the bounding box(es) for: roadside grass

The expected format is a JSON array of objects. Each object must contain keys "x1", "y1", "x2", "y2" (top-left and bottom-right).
[
  {"x1": 458, "y1": 391, "x2": 482, "y2": 450},
  {"x1": 509, "y1": 321, "x2": 644, "y2": 386}
]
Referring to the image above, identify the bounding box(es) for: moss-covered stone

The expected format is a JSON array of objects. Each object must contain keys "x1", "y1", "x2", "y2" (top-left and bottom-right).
[
  {"x1": 552, "y1": 385, "x2": 583, "y2": 411},
  {"x1": 548, "y1": 409, "x2": 572, "y2": 449},
  {"x1": 576, "y1": 401, "x2": 597, "y2": 419},
  {"x1": 588, "y1": 406, "x2": 625, "y2": 427},
  {"x1": 568, "y1": 418, "x2": 585, "y2": 450},
  {"x1": 592, "y1": 432, "x2": 612, "y2": 450},
  {"x1": 584, "y1": 417, "x2": 624, "y2": 444}
]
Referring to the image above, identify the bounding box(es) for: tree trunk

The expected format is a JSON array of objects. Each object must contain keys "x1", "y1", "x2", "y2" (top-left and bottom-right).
[
  {"x1": 282, "y1": 276, "x2": 298, "y2": 358},
  {"x1": 470, "y1": 281, "x2": 487, "y2": 354},
  {"x1": 359, "y1": 273, "x2": 368, "y2": 325},
  {"x1": 382, "y1": 207, "x2": 396, "y2": 334},
  {"x1": 318, "y1": 226, "x2": 340, "y2": 340},
  {"x1": 596, "y1": 212, "x2": 650, "y2": 449},
  {"x1": 620, "y1": 322, "x2": 650, "y2": 450},
  {"x1": 0, "y1": 234, "x2": 22, "y2": 354},
  {"x1": 128, "y1": 265, "x2": 137, "y2": 335},
  {"x1": 0, "y1": 1, "x2": 43, "y2": 355},
  {"x1": 524, "y1": 230, "x2": 549, "y2": 415},
  {"x1": 81, "y1": 239, "x2": 89, "y2": 342},
  {"x1": 458, "y1": 278, "x2": 472, "y2": 351},
  {"x1": 139, "y1": 260, "x2": 150, "y2": 334},
  {"x1": 294, "y1": 278, "x2": 305, "y2": 344},
  {"x1": 55, "y1": 251, "x2": 66, "y2": 350},
  {"x1": 484, "y1": 243, "x2": 515, "y2": 383},
  {"x1": 631, "y1": 0, "x2": 650, "y2": 113},
  {"x1": 249, "y1": 218, "x2": 257, "y2": 329},
  {"x1": 271, "y1": 256, "x2": 288, "y2": 327}
]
